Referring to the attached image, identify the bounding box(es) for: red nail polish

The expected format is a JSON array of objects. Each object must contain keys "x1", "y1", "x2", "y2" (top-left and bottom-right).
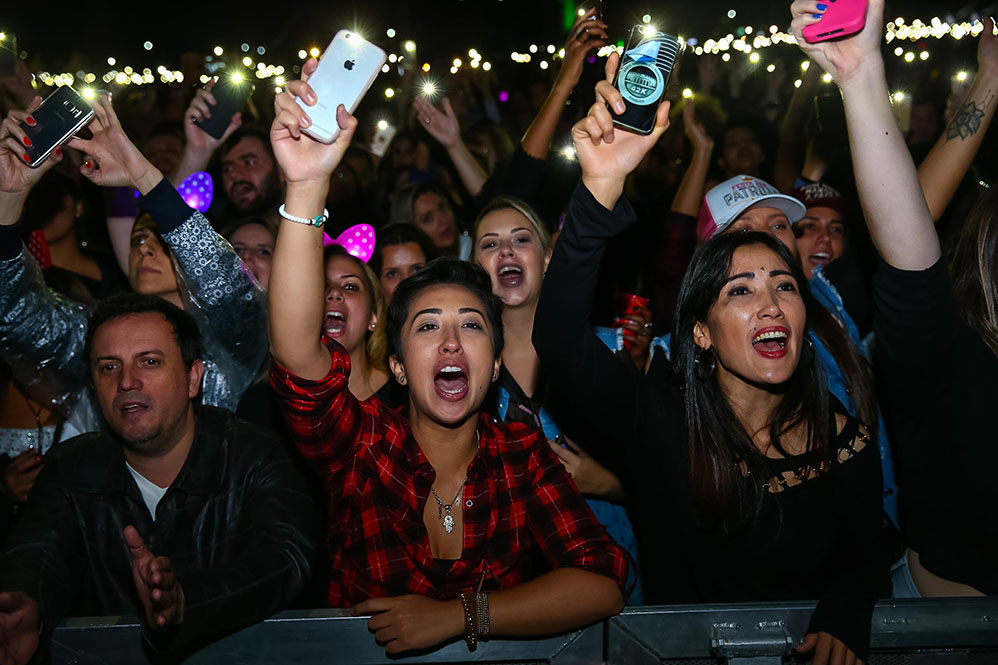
[
  {"x1": 55, "y1": 147, "x2": 61, "y2": 156},
  {"x1": 23, "y1": 153, "x2": 30, "y2": 162},
  {"x1": 25, "y1": 116, "x2": 36, "y2": 126},
  {"x1": 22, "y1": 137, "x2": 31, "y2": 147}
]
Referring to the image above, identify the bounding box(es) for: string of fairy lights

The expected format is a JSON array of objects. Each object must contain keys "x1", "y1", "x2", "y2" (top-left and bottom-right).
[{"x1": 0, "y1": 10, "x2": 989, "y2": 104}]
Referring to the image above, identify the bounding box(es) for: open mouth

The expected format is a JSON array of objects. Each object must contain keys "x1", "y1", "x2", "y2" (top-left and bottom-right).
[
  {"x1": 497, "y1": 263, "x2": 524, "y2": 289},
  {"x1": 808, "y1": 252, "x2": 831, "y2": 268},
  {"x1": 323, "y1": 310, "x2": 347, "y2": 338},
  {"x1": 117, "y1": 401, "x2": 149, "y2": 416},
  {"x1": 231, "y1": 182, "x2": 255, "y2": 198},
  {"x1": 434, "y1": 364, "x2": 469, "y2": 401},
  {"x1": 752, "y1": 327, "x2": 789, "y2": 359}
]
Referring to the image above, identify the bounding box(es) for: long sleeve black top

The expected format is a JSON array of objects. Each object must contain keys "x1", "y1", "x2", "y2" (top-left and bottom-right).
[{"x1": 533, "y1": 182, "x2": 889, "y2": 659}]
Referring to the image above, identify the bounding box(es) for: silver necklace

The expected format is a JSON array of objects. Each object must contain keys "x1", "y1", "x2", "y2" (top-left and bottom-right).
[{"x1": 429, "y1": 431, "x2": 479, "y2": 534}]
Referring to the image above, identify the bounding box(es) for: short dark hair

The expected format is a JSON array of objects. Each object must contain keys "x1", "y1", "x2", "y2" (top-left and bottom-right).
[
  {"x1": 371, "y1": 223, "x2": 439, "y2": 276},
  {"x1": 84, "y1": 294, "x2": 204, "y2": 370},
  {"x1": 386, "y1": 257, "x2": 503, "y2": 362},
  {"x1": 221, "y1": 126, "x2": 275, "y2": 162}
]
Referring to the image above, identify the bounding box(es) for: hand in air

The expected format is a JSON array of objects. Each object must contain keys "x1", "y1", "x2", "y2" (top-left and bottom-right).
[
  {"x1": 183, "y1": 80, "x2": 243, "y2": 153},
  {"x1": 556, "y1": 8, "x2": 609, "y2": 92},
  {"x1": 790, "y1": 0, "x2": 885, "y2": 86},
  {"x1": 124, "y1": 525, "x2": 184, "y2": 630},
  {"x1": 413, "y1": 97, "x2": 461, "y2": 149},
  {"x1": 0, "y1": 97, "x2": 65, "y2": 201},
  {"x1": 271, "y1": 57, "x2": 358, "y2": 186}
]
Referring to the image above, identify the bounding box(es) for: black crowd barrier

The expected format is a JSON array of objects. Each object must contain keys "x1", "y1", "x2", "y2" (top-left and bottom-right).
[{"x1": 51, "y1": 598, "x2": 998, "y2": 664}]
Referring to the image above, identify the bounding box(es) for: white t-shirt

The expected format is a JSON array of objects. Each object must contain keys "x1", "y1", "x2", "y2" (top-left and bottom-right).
[{"x1": 125, "y1": 462, "x2": 169, "y2": 521}]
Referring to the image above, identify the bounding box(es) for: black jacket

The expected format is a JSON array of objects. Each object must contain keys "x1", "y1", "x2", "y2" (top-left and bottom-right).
[{"x1": 0, "y1": 406, "x2": 317, "y2": 654}]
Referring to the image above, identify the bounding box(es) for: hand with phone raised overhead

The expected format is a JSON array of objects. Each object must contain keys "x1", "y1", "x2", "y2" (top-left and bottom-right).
[
  {"x1": 556, "y1": 8, "x2": 609, "y2": 93},
  {"x1": 573, "y1": 51, "x2": 671, "y2": 210},
  {"x1": 271, "y1": 57, "x2": 358, "y2": 187},
  {"x1": 67, "y1": 93, "x2": 163, "y2": 195},
  {"x1": 0, "y1": 97, "x2": 65, "y2": 223},
  {"x1": 791, "y1": 0, "x2": 884, "y2": 86},
  {"x1": 169, "y1": 80, "x2": 243, "y2": 186}
]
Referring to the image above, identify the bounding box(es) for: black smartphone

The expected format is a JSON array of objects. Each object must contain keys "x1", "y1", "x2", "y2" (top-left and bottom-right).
[
  {"x1": 192, "y1": 75, "x2": 255, "y2": 139},
  {"x1": 611, "y1": 26, "x2": 684, "y2": 135},
  {"x1": 0, "y1": 34, "x2": 16, "y2": 77},
  {"x1": 18, "y1": 86, "x2": 94, "y2": 168}
]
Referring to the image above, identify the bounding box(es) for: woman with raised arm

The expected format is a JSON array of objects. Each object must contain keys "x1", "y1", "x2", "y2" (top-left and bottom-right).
[
  {"x1": 267, "y1": 57, "x2": 626, "y2": 656},
  {"x1": 533, "y1": 52, "x2": 888, "y2": 665},
  {"x1": 792, "y1": 0, "x2": 998, "y2": 598}
]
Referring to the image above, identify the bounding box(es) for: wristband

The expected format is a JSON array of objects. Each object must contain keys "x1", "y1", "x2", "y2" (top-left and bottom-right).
[
  {"x1": 476, "y1": 592, "x2": 490, "y2": 640},
  {"x1": 459, "y1": 592, "x2": 478, "y2": 651},
  {"x1": 278, "y1": 204, "x2": 328, "y2": 228}
]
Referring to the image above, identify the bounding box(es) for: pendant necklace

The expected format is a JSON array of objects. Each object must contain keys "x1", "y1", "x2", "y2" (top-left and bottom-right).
[{"x1": 429, "y1": 430, "x2": 478, "y2": 534}]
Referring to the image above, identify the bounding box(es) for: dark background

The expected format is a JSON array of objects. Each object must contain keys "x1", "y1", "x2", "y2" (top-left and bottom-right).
[{"x1": 2, "y1": 1, "x2": 988, "y2": 68}]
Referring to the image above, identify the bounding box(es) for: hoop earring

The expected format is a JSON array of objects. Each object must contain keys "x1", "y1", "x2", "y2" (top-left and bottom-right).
[{"x1": 694, "y1": 347, "x2": 716, "y2": 379}]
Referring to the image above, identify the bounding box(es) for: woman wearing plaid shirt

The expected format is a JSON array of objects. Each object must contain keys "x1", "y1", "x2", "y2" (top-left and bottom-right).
[{"x1": 265, "y1": 58, "x2": 627, "y2": 656}]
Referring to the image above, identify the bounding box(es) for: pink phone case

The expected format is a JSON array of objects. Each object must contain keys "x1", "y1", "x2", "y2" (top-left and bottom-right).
[{"x1": 802, "y1": 0, "x2": 868, "y2": 43}]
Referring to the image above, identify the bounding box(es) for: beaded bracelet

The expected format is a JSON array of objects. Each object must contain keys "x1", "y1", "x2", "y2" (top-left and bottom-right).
[
  {"x1": 477, "y1": 592, "x2": 490, "y2": 640},
  {"x1": 459, "y1": 592, "x2": 478, "y2": 651}
]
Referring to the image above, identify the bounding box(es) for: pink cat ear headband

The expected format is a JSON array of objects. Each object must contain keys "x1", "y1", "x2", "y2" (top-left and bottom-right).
[{"x1": 323, "y1": 224, "x2": 376, "y2": 263}]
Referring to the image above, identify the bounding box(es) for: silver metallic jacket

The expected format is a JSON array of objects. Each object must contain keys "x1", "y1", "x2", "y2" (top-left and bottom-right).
[{"x1": 0, "y1": 208, "x2": 268, "y2": 434}]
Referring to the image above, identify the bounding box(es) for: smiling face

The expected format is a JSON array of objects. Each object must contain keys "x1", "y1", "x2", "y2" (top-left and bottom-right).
[
  {"x1": 229, "y1": 223, "x2": 275, "y2": 289},
  {"x1": 412, "y1": 192, "x2": 458, "y2": 249},
  {"x1": 322, "y1": 254, "x2": 377, "y2": 355},
  {"x1": 128, "y1": 227, "x2": 180, "y2": 298},
  {"x1": 695, "y1": 244, "x2": 806, "y2": 392},
  {"x1": 474, "y1": 208, "x2": 551, "y2": 308},
  {"x1": 390, "y1": 284, "x2": 499, "y2": 427},
  {"x1": 90, "y1": 313, "x2": 202, "y2": 454},
  {"x1": 378, "y1": 242, "x2": 427, "y2": 301},
  {"x1": 793, "y1": 206, "x2": 846, "y2": 279},
  {"x1": 726, "y1": 205, "x2": 800, "y2": 264}
]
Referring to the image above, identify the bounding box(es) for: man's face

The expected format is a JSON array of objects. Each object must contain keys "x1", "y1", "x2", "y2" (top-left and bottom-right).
[
  {"x1": 222, "y1": 137, "x2": 281, "y2": 213},
  {"x1": 726, "y1": 205, "x2": 801, "y2": 264},
  {"x1": 90, "y1": 313, "x2": 203, "y2": 454}
]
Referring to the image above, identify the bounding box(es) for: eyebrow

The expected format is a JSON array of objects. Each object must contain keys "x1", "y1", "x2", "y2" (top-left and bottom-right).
[
  {"x1": 479, "y1": 227, "x2": 531, "y2": 240},
  {"x1": 724, "y1": 269, "x2": 795, "y2": 284},
  {"x1": 223, "y1": 152, "x2": 257, "y2": 165},
  {"x1": 94, "y1": 349, "x2": 165, "y2": 363},
  {"x1": 411, "y1": 307, "x2": 486, "y2": 319}
]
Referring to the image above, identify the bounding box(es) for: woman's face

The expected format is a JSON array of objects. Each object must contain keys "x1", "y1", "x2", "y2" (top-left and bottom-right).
[
  {"x1": 412, "y1": 192, "x2": 458, "y2": 249},
  {"x1": 793, "y1": 206, "x2": 846, "y2": 279},
  {"x1": 378, "y1": 242, "x2": 427, "y2": 302},
  {"x1": 391, "y1": 284, "x2": 499, "y2": 427},
  {"x1": 322, "y1": 255, "x2": 377, "y2": 355},
  {"x1": 474, "y1": 208, "x2": 551, "y2": 308},
  {"x1": 128, "y1": 228, "x2": 179, "y2": 298},
  {"x1": 229, "y1": 223, "x2": 275, "y2": 290},
  {"x1": 695, "y1": 244, "x2": 806, "y2": 391}
]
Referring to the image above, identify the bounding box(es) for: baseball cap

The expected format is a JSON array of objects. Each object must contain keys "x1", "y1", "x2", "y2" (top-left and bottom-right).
[
  {"x1": 790, "y1": 182, "x2": 847, "y2": 219},
  {"x1": 697, "y1": 175, "x2": 806, "y2": 242}
]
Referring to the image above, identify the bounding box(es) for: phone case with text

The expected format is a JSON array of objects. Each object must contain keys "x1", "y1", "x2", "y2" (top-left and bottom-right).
[{"x1": 611, "y1": 27, "x2": 683, "y2": 135}]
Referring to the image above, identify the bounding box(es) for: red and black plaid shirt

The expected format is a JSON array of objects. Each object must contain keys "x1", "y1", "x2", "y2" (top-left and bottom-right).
[{"x1": 270, "y1": 340, "x2": 627, "y2": 607}]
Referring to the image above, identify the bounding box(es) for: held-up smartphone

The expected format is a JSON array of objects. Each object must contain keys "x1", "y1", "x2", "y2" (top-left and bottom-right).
[
  {"x1": 611, "y1": 27, "x2": 684, "y2": 135},
  {"x1": 297, "y1": 30, "x2": 387, "y2": 144},
  {"x1": 18, "y1": 86, "x2": 94, "y2": 168},
  {"x1": 802, "y1": 0, "x2": 868, "y2": 43},
  {"x1": 193, "y1": 75, "x2": 255, "y2": 139}
]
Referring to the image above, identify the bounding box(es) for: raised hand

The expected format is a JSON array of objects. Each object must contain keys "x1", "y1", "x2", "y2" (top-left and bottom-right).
[
  {"x1": 353, "y1": 594, "x2": 463, "y2": 655},
  {"x1": 978, "y1": 17, "x2": 998, "y2": 77},
  {"x1": 556, "y1": 8, "x2": 609, "y2": 93},
  {"x1": 0, "y1": 591, "x2": 40, "y2": 665},
  {"x1": 682, "y1": 99, "x2": 714, "y2": 154},
  {"x1": 573, "y1": 51, "x2": 671, "y2": 208},
  {"x1": 790, "y1": 0, "x2": 885, "y2": 86},
  {"x1": 271, "y1": 57, "x2": 358, "y2": 187},
  {"x1": 1, "y1": 450, "x2": 44, "y2": 503},
  {"x1": 124, "y1": 526, "x2": 184, "y2": 630},
  {"x1": 66, "y1": 93, "x2": 162, "y2": 194},
  {"x1": 183, "y1": 81, "x2": 243, "y2": 154},
  {"x1": 0, "y1": 97, "x2": 65, "y2": 203},
  {"x1": 413, "y1": 97, "x2": 460, "y2": 149}
]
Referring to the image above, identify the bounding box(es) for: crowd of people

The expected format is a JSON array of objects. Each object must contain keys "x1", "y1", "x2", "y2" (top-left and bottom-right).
[{"x1": 0, "y1": 0, "x2": 995, "y2": 662}]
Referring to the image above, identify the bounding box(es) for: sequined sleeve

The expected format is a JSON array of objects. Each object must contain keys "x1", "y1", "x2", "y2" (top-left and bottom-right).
[{"x1": 139, "y1": 180, "x2": 268, "y2": 410}]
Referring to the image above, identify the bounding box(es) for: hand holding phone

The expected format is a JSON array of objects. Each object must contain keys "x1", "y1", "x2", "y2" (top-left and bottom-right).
[
  {"x1": 192, "y1": 74, "x2": 253, "y2": 140},
  {"x1": 610, "y1": 27, "x2": 684, "y2": 135},
  {"x1": 294, "y1": 30, "x2": 386, "y2": 144},
  {"x1": 790, "y1": 0, "x2": 882, "y2": 86},
  {"x1": 14, "y1": 87, "x2": 93, "y2": 168},
  {"x1": 0, "y1": 98, "x2": 65, "y2": 207},
  {"x1": 801, "y1": 0, "x2": 868, "y2": 43}
]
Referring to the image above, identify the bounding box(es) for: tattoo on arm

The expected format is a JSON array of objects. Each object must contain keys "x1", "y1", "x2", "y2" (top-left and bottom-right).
[{"x1": 946, "y1": 100, "x2": 987, "y2": 141}]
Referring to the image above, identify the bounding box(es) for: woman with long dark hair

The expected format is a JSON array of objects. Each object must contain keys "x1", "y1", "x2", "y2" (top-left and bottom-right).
[{"x1": 533, "y1": 53, "x2": 888, "y2": 665}]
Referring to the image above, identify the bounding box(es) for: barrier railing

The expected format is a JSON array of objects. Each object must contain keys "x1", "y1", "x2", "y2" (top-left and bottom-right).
[{"x1": 51, "y1": 598, "x2": 998, "y2": 664}]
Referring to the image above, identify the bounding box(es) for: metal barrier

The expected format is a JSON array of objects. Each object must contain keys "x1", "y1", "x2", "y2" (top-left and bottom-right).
[{"x1": 52, "y1": 599, "x2": 998, "y2": 665}]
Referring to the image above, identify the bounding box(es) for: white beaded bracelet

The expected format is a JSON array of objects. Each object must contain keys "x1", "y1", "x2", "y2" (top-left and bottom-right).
[{"x1": 278, "y1": 204, "x2": 329, "y2": 228}]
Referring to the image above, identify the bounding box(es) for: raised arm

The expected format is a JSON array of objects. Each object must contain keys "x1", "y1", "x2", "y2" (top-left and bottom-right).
[
  {"x1": 917, "y1": 19, "x2": 998, "y2": 222},
  {"x1": 671, "y1": 99, "x2": 715, "y2": 216},
  {"x1": 268, "y1": 57, "x2": 358, "y2": 380},
  {"x1": 413, "y1": 96, "x2": 488, "y2": 197},
  {"x1": 792, "y1": 0, "x2": 939, "y2": 270},
  {"x1": 169, "y1": 82, "x2": 242, "y2": 187},
  {"x1": 521, "y1": 8, "x2": 608, "y2": 159},
  {"x1": 773, "y1": 62, "x2": 823, "y2": 193}
]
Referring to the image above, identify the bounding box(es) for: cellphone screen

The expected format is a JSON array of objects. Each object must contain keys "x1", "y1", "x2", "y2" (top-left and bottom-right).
[
  {"x1": 193, "y1": 77, "x2": 255, "y2": 139},
  {"x1": 611, "y1": 27, "x2": 683, "y2": 135},
  {"x1": 19, "y1": 87, "x2": 94, "y2": 167}
]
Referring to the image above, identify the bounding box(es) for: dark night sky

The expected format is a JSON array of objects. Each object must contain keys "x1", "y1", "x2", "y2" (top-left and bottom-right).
[{"x1": 4, "y1": 0, "x2": 983, "y2": 69}]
